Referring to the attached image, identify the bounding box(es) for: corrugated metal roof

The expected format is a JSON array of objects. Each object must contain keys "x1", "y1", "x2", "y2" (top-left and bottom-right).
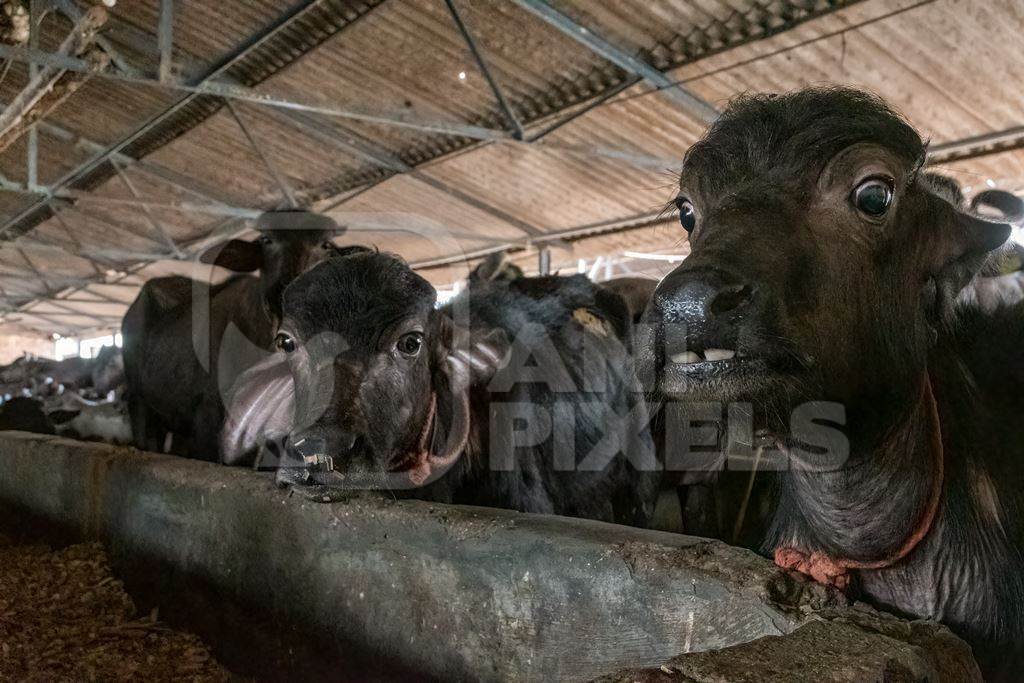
[{"x1": 0, "y1": 0, "x2": 1022, "y2": 336}]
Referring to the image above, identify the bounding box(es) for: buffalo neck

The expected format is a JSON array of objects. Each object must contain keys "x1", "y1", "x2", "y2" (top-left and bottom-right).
[
  {"x1": 770, "y1": 373, "x2": 943, "y2": 563},
  {"x1": 234, "y1": 279, "x2": 278, "y2": 349}
]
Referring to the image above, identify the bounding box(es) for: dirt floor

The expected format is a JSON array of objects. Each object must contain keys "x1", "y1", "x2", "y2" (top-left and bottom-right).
[{"x1": 0, "y1": 532, "x2": 237, "y2": 682}]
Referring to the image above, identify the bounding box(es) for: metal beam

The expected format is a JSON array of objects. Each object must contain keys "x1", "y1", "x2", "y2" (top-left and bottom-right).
[
  {"x1": 111, "y1": 158, "x2": 186, "y2": 257},
  {"x1": 28, "y1": 0, "x2": 39, "y2": 80},
  {"x1": 158, "y1": 0, "x2": 174, "y2": 83},
  {"x1": 225, "y1": 99, "x2": 299, "y2": 207},
  {"x1": 0, "y1": 0, "x2": 341, "y2": 243},
  {"x1": 50, "y1": 0, "x2": 143, "y2": 78},
  {"x1": 0, "y1": 42, "x2": 508, "y2": 142},
  {"x1": 19, "y1": 228, "x2": 183, "y2": 264},
  {"x1": 19, "y1": 309, "x2": 121, "y2": 321},
  {"x1": 15, "y1": 247, "x2": 54, "y2": 294},
  {"x1": 927, "y1": 125, "x2": 1024, "y2": 164},
  {"x1": 28, "y1": 116, "x2": 241, "y2": 206},
  {"x1": 0, "y1": 173, "x2": 262, "y2": 221},
  {"x1": 313, "y1": 77, "x2": 649, "y2": 216},
  {"x1": 0, "y1": 5, "x2": 108, "y2": 152},
  {"x1": 7, "y1": 311, "x2": 76, "y2": 332},
  {"x1": 510, "y1": 0, "x2": 718, "y2": 124},
  {"x1": 276, "y1": 109, "x2": 544, "y2": 237},
  {"x1": 57, "y1": 297, "x2": 127, "y2": 306},
  {"x1": 444, "y1": 0, "x2": 524, "y2": 140},
  {"x1": 61, "y1": 204, "x2": 174, "y2": 250},
  {"x1": 412, "y1": 209, "x2": 671, "y2": 270},
  {"x1": 15, "y1": 237, "x2": 118, "y2": 269},
  {"x1": 67, "y1": 192, "x2": 261, "y2": 220},
  {"x1": 304, "y1": 1, "x2": 863, "y2": 219},
  {"x1": 9, "y1": 259, "x2": 151, "y2": 325},
  {"x1": 525, "y1": 139, "x2": 679, "y2": 170},
  {"x1": 48, "y1": 205, "x2": 110, "y2": 275},
  {"x1": 34, "y1": 297, "x2": 100, "y2": 318}
]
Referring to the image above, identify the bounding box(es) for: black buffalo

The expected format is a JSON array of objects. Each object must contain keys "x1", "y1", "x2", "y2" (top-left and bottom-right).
[
  {"x1": 0, "y1": 396, "x2": 55, "y2": 435},
  {"x1": 641, "y1": 87, "x2": 1024, "y2": 677},
  {"x1": 122, "y1": 210, "x2": 350, "y2": 459},
  {"x1": 223, "y1": 251, "x2": 659, "y2": 526}
]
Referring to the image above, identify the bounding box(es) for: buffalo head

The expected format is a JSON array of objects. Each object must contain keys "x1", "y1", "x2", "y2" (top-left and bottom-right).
[
  {"x1": 200, "y1": 209, "x2": 348, "y2": 321},
  {"x1": 225, "y1": 251, "x2": 508, "y2": 486},
  {"x1": 642, "y1": 88, "x2": 1016, "y2": 448}
]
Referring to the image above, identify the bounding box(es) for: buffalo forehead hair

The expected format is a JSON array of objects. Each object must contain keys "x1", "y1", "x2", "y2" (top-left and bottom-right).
[
  {"x1": 283, "y1": 252, "x2": 435, "y2": 337},
  {"x1": 683, "y1": 87, "x2": 925, "y2": 195}
]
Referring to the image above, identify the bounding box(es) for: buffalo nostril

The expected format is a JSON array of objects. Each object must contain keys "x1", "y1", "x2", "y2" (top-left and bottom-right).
[{"x1": 709, "y1": 283, "x2": 753, "y2": 316}]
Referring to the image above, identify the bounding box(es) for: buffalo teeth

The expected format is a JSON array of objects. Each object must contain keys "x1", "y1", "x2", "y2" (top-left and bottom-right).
[
  {"x1": 703, "y1": 348, "x2": 736, "y2": 361},
  {"x1": 670, "y1": 351, "x2": 702, "y2": 364}
]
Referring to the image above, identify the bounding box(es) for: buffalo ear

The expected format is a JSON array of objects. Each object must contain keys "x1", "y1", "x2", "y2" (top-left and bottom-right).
[
  {"x1": 435, "y1": 315, "x2": 510, "y2": 388},
  {"x1": 200, "y1": 239, "x2": 263, "y2": 272},
  {"x1": 467, "y1": 251, "x2": 523, "y2": 284},
  {"x1": 327, "y1": 244, "x2": 374, "y2": 259},
  {"x1": 971, "y1": 189, "x2": 1024, "y2": 223},
  {"x1": 452, "y1": 328, "x2": 510, "y2": 386},
  {"x1": 935, "y1": 208, "x2": 1013, "y2": 306}
]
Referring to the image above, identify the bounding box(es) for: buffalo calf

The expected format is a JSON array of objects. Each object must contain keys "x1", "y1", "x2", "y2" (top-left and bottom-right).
[{"x1": 224, "y1": 251, "x2": 660, "y2": 526}]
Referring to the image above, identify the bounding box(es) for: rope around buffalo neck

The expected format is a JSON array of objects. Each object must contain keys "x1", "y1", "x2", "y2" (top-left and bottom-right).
[
  {"x1": 389, "y1": 392, "x2": 438, "y2": 483},
  {"x1": 773, "y1": 373, "x2": 945, "y2": 590}
]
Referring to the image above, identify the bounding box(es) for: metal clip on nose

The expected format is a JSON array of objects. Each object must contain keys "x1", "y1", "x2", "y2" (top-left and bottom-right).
[
  {"x1": 291, "y1": 435, "x2": 333, "y2": 473},
  {"x1": 302, "y1": 453, "x2": 335, "y2": 472}
]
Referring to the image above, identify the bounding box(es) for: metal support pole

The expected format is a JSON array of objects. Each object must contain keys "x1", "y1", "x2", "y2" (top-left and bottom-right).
[
  {"x1": 26, "y1": 125, "x2": 38, "y2": 190},
  {"x1": 225, "y1": 99, "x2": 299, "y2": 207},
  {"x1": 28, "y1": 0, "x2": 39, "y2": 80},
  {"x1": 537, "y1": 246, "x2": 551, "y2": 276},
  {"x1": 443, "y1": 0, "x2": 525, "y2": 140},
  {"x1": 158, "y1": 0, "x2": 174, "y2": 83},
  {"x1": 927, "y1": 125, "x2": 1024, "y2": 164},
  {"x1": 26, "y1": 0, "x2": 39, "y2": 189}
]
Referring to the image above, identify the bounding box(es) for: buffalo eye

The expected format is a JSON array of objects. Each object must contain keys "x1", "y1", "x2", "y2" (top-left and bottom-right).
[
  {"x1": 852, "y1": 178, "x2": 894, "y2": 218},
  {"x1": 257, "y1": 234, "x2": 273, "y2": 246},
  {"x1": 396, "y1": 332, "x2": 423, "y2": 357},
  {"x1": 321, "y1": 241, "x2": 334, "y2": 251},
  {"x1": 275, "y1": 333, "x2": 296, "y2": 353},
  {"x1": 675, "y1": 197, "x2": 696, "y2": 233}
]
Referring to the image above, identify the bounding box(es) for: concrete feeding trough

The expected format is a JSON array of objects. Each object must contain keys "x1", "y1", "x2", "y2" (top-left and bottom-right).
[{"x1": 0, "y1": 432, "x2": 980, "y2": 681}]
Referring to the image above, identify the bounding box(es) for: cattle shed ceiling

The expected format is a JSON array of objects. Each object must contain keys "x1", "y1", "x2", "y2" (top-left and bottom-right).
[{"x1": 0, "y1": 0, "x2": 1021, "y2": 337}]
